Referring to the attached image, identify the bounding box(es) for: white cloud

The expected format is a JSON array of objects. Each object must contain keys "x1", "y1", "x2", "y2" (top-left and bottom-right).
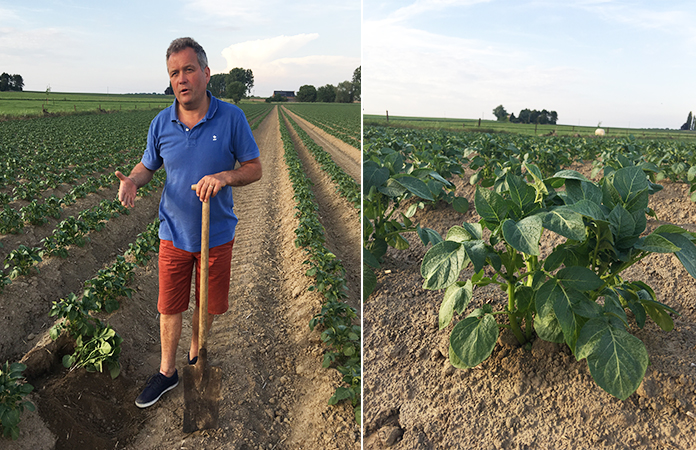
[
  {"x1": 221, "y1": 34, "x2": 320, "y2": 70},
  {"x1": 389, "y1": 0, "x2": 491, "y2": 22},
  {"x1": 221, "y1": 34, "x2": 357, "y2": 96},
  {"x1": 363, "y1": 19, "x2": 588, "y2": 119}
]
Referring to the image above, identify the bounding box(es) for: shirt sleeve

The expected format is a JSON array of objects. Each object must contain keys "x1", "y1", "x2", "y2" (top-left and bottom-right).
[
  {"x1": 141, "y1": 119, "x2": 164, "y2": 171},
  {"x1": 231, "y1": 109, "x2": 261, "y2": 163}
]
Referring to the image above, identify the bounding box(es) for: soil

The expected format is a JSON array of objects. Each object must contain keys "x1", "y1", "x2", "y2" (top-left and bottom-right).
[
  {"x1": 364, "y1": 164, "x2": 696, "y2": 450},
  {"x1": 2, "y1": 106, "x2": 360, "y2": 450}
]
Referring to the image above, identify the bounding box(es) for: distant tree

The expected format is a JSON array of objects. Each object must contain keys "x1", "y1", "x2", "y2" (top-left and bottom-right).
[
  {"x1": 681, "y1": 112, "x2": 694, "y2": 131},
  {"x1": 227, "y1": 81, "x2": 246, "y2": 104},
  {"x1": 228, "y1": 68, "x2": 254, "y2": 96},
  {"x1": 493, "y1": 105, "x2": 508, "y2": 121},
  {"x1": 352, "y1": 66, "x2": 361, "y2": 101},
  {"x1": 316, "y1": 84, "x2": 336, "y2": 103},
  {"x1": 207, "y1": 73, "x2": 228, "y2": 98},
  {"x1": 265, "y1": 93, "x2": 288, "y2": 103},
  {"x1": 10, "y1": 74, "x2": 23, "y2": 91},
  {"x1": 335, "y1": 80, "x2": 353, "y2": 103},
  {"x1": 509, "y1": 113, "x2": 517, "y2": 123},
  {"x1": 0, "y1": 73, "x2": 10, "y2": 91},
  {"x1": 550, "y1": 111, "x2": 558, "y2": 124},
  {"x1": 297, "y1": 85, "x2": 317, "y2": 102},
  {"x1": 165, "y1": 84, "x2": 174, "y2": 95}
]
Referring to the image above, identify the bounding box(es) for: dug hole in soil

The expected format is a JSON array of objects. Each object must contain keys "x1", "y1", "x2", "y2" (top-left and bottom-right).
[
  {"x1": 2, "y1": 106, "x2": 361, "y2": 450},
  {"x1": 364, "y1": 163, "x2": 696, "y2": 450}
]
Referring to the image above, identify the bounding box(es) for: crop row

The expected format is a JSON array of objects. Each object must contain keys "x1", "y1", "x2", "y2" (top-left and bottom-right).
[
  {"x1": 281, "y1": 109, "x2": 361, "y2": 211},
  {"x1": 284, "y1": 103, "x2": 360, "y2": 149},
  {"x1": 0, "y1": 171, "x2": 165, "y2": 290},
  {"x1": 0, "y1": 111, "x2": 157, "y2": 194},
  {"x1": 238, "y1": 103, "x2": 274, "y2": 130},
  {"x1": 278, "y1": 110, "x2": 361, "y2": 424}
]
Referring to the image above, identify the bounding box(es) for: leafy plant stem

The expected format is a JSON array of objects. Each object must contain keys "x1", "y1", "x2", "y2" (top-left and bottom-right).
[{"x1": 507, "y1": 281, "x2": 527, "y2": 345}]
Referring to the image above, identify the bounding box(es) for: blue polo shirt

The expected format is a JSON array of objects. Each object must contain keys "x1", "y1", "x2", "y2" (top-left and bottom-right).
[{"x1": 141, "y1": 92, "x2": 260, "y2": 252}]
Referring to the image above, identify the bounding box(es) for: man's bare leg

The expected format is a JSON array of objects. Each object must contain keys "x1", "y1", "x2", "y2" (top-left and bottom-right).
[{"x1": 160, "y1": 312, "x2": 182, "y2": 377}]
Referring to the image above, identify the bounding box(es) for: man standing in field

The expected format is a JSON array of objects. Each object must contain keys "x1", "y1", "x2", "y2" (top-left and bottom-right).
[{"x1": 115, "y1": 37, "x2": 262, "y2": 408}]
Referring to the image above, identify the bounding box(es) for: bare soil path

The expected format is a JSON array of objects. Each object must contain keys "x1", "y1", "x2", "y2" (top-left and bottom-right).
[{"x1": 5, "y1": 106, "x2": 360, "y2": 450}]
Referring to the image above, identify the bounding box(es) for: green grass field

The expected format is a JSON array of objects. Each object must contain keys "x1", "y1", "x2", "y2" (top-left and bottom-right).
[
  {"x1": 364, "y1": 113, "x2": 696, "y2": 141},
  {"x1": 0, "y1": 91, "x2": 174, "y2": 118}
]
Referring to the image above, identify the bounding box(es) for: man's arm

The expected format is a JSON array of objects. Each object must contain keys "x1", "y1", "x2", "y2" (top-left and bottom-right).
[
  {"x1": 194, "y1": 157, "x2": 262, "y2": 202},
  {"x1": 115, "y1": 162, "x2": 157, "y2": 208}
]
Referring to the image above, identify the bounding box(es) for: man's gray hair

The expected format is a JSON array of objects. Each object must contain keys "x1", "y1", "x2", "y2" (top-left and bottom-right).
[{"x1": 166, "y1": 37, "x2": 208, "y2": 70}]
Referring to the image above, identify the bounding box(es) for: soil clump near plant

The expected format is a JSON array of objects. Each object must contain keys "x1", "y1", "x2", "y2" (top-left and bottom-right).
[
  {"x1": 364, "y1": 164, "x2": 696, "y2": 450},
  {"x1": 3, "y1": 106, "x2": 360, "y2": 450}
]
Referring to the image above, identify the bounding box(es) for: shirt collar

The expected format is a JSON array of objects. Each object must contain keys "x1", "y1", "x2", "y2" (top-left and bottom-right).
[{"x1": 170, "y1": 90, "x2": 218, "y2": 124}]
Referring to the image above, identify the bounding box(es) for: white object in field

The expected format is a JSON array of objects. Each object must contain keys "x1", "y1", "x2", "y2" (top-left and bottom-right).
[{"x1": 595, "y1": 128, "x2": 605, "y2": 136}]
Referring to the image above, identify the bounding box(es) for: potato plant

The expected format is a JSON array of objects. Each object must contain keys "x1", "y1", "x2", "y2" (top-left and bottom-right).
[
  {"x1": 421, "y1": 159, "x2": 696, "y2": 400},
  {"x1": 0, "y1": 362, "x2": 35, "y2": 441}
]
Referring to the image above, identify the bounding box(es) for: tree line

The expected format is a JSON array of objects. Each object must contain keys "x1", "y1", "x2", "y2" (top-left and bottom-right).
[
  {"x1": 0, "y1": 73, "x2": 24, "y2": 91},
  {"x1": 681, "y1": 112, "x2": 695, "y2": 131},
  {"x1": 493, "y1": 105, "x2": 558, "y2": 125},
  {"x1": 181, "y1": 66, "x2": 360, "y2": 104},
  {"x1": 291, "y1": 66, "x2": 361, "y2": 103}
]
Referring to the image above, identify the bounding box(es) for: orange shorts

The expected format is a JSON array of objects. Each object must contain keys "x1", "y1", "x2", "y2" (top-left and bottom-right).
[{"x1": 157, "y1": 239, "x2": 234, "y2": 315}]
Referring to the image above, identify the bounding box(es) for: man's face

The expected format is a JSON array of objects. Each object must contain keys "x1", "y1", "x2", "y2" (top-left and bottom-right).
[{"x1": 167, "y1": 47, "x2": 210, "y2": 111}]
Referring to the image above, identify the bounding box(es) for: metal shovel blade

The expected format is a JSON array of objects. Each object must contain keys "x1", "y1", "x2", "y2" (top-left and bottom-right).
[{"x1": 182, "y1": 347, "x2": 222, "y2": 433}]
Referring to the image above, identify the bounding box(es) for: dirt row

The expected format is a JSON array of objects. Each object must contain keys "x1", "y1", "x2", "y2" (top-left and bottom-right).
[
  {"x1": 364, "y1": 166, "x2": 696, "y2": 450},
  {"x1": 4, "y1": 106, "x2": 361, "y2": 450},
  {"x1": 281, "y1": 107, "x2": 361, "y2": 182}
]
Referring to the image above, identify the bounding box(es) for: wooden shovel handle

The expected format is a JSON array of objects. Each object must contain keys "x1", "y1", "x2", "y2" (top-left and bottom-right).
[{"x1": 192, "y1": 185, "x2": 210, "y2": 351}]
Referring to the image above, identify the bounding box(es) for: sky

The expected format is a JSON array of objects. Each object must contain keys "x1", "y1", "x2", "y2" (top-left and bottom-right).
[
  {"x1": 0, "y1": 0, "x2": 360, "y2": 97},
  {"x1": 363, "y1": 0, "x2": 696, "y2": 129}
]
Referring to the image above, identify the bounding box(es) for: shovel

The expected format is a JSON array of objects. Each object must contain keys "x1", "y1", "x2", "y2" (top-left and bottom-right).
[{"x1": 183, "y1": 185, "x2": 222, "y2": 433}]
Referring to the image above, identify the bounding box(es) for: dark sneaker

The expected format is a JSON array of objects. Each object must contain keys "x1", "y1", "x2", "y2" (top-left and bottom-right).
[
  {"x1": 135, "y1": 370, "x2": 179, "y2": 408},
  {"x1": 187, "y1": 352, "x2": 198, "y2": 365}
]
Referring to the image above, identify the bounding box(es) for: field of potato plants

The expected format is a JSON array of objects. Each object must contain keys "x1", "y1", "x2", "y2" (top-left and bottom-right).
[
  {"x1": 363, "y1": 125, "x2": 696, "y2": 449},
  {"x1": 1, "y1": 101, "x2": 360, "y2": 450},
  {"x1": 283, "y1": 103, "x2": 361, "y2": 150}
]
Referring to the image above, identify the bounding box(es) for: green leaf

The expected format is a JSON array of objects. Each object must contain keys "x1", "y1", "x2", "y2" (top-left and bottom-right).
[
  {"x1": 661, "y1": 232, "x2": 696, "y2": 279},
  {"x1": 363, "y1": 265, "x2": 377, "y2": 299},
  {"x1": 363, "y1": 163, "x2": 389, "y2": 193},
  {"x1": 501, "y1": 215, "x2": 542, "y2": 256},
  {"x1": 439, "y1": 280, "x2": 473, "y2": 329},
  {"x1": 640, "y1": 298, "x2": 676, "y2": 332},
  {"x1": 567, "y1": 199, "x2": 606, "y2": 221},
  {"x1": 421, "y1": 241, "x2": 468, "y2": 290},
  {"x1": 552, "y1": 169, "x2": 591, "y2": 182},
  {"x1": 613, "y1": 166, "x2": 648, "y2": 204},
  {"x1": 576, "y1": 318, "x2": 648, "y2": 400},
  {"x1": 452, "y1": 196, "x2": 469, "y2": 214},
  {"x1": 393, "y1": 175, "x2": 435, "y2": 201},
  {"x1": 556, "y1": 267, "x2": 604, "y2": 291},
  {"x1": 475, "y1": 186, "x2": 508, "y2": 224},
  {"x1": 534, "y1": 309, "x2": 564, "y2": 343},
  {"x1": 543, "y1": 208, "x2": 586, "y2": 241},
  {"x1": 564, "y1": 179, "x2": 603, "y2": 205},
  {"x1": 507, "y1": 173, "x2": 536, "y2": 212},
  {"x1": 462, "y1": 240, "x2": 490, "y2": 274},
  {"x1": 448, "y1": 344, "x2": 469, "y2": 369},
  {"x1": 446, "y1": 226, "x2": 477, "y2": 243},
  {"x1": 417, "y1": 226, "x2": 443, "y2": 246},
  {"x1": 635, "y1": 233, "x2": 681, "y2": 253},
  {"x1": 449, "y1": 314, "x2": 499, "y2": 368}
]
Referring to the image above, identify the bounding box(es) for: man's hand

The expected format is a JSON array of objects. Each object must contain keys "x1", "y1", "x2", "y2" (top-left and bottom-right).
[
  {"x1": 194, "y1": 158, "x2": 262, "y2": 203},
  {"x1": 193, "y1": 173, "x2": 227, "y2": 203},
  {"x1": 116, "y1": 171, "x2": 137, "y2": 208}
]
